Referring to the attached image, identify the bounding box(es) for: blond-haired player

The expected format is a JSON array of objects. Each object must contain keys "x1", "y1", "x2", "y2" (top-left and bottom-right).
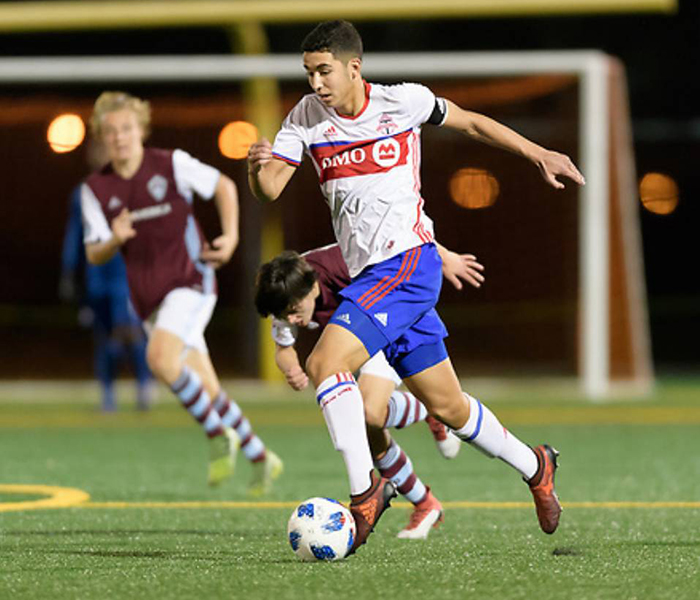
[{"x1": 83, "y1": 91, "x2": 282, "y2": 494}]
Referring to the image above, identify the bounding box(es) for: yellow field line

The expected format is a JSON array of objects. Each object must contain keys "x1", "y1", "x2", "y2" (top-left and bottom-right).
[
  {"x1": 0, "y1": 484, "x2": 90, "y2": 512},
  {"x1": 84, "y1": 500, "x2": 700, "y2": 510},
  {"x1": 2, "y1": 485, "x2": 699, "y2": 513}
]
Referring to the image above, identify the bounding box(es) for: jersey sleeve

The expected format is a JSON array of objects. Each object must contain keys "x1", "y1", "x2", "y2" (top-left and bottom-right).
[
  {"x1": 399, "y1": 83, "x2": 447, "y2": 127},
  {"x1": 271, "y1": 318, "x2": 298, "y2": 347},
  {"x1": 271, "y1": 101, "x2": 308, "y2": 167},
  {"x1": 81, "y1": 183, "x2": 113, "y2": 244},
  {"x1": 172, "y1": 149, "x2": 221, "y2": 201}
]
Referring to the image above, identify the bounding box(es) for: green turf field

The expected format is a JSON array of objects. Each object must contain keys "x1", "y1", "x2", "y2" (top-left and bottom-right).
[{"x1": 1, "y1": 378, "x2": 699, "y2": 599}]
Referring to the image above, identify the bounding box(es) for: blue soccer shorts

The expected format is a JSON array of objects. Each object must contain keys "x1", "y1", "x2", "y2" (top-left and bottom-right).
[{"x1": 329, "y1": 243, "x2": 448, "y2": 379}]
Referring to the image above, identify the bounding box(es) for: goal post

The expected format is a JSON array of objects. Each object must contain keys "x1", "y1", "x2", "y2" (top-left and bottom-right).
[{"x1": 0, "y1": 50, "x2": 653, "y2": 398}]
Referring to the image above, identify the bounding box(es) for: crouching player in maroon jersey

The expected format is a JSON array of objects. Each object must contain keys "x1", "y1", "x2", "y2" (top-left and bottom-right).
[
  {"x1": 249, "y1": 21, "x2": 585, "y2": 552},
  {"x1": 81, "y1": 91, "x2": 282, "y2": 494},
  {"x1": 256, "y1": 243, "x2": 483, "y2": 539}
]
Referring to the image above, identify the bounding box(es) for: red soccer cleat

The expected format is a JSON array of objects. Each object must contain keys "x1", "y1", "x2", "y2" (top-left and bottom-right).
[
  {"x1": 527, "y1": 444, "x2": 562, "y2": 534},
  {"x1": 426, "y1": 415, "x2": 461, "y2": 459},
  {"x1": 348, "y1": 471, "x2": 397, "y2": 555},
  {"x1": 397, "y1": 487, "x2": 443, "y2": 539}
]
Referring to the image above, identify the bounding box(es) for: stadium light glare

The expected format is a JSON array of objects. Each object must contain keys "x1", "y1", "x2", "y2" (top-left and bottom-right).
[
  {"x1": 639, "y1": 172, "x2": 679, "y2": 215},
  {"x1": 449, "y1": 167, "x2": 499, "y2": 209},
  {"x1": 47, "y1": 113, "x2": 85, "y2": 153},
  {"x1": 218, "y1": 120, "x2": 258, "y2": 159}
]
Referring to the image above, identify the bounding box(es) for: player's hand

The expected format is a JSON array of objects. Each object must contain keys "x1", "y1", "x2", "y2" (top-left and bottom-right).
[
  {"x1": 442, "y1": 251, "x2": 485, "y2": 290},
  {"x1": 247, "y1": 137, "x2": 273, "y2": 174},
  {"x1": 285, "y1": 365, "x2": 309, "y2": 391},
  {"x1": 111, "y1": 208, "x2": 136, "y2": 245},
  {"x1": 200, "y1": 233, "x2": 238, "y2": 269},
  {"x1": 535, "y1": 149, "x2": 586, "y2": 189}
]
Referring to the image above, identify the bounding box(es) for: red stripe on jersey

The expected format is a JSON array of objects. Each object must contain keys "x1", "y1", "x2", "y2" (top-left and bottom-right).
[
  {"x1": 311, "y1": 130, "x2": 411, "y2": 184},
  {"x1": 334, "y1": 81, "x2": 372, "y2": 120},
  {"x1": 410, "y1": 132, "x2": 432, "y2": 244},
  {"x1": 272, "y1": 152, "x2": 301, "y2": 166}
]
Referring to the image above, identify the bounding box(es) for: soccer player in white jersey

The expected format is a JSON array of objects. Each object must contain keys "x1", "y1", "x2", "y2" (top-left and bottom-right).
[
  {"x1": 82, "y1": 91, "x2": 282, "y2": 494},
  {"x1": 248, "y1": 20, "x2": 585, "y2": 554},
  {"x1": 255, "y1": 243, "x2": 482, "y2": 539}
]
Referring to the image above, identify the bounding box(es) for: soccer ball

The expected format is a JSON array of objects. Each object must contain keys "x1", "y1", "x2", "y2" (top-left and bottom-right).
[{"x1": 287, "y1": 497, "x2": 356, "y2": 561}]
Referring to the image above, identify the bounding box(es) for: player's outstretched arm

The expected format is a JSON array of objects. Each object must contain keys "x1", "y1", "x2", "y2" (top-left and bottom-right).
[
  {"x1": 443, "y1": 100, "x2": 586, "y2": 189},
  {"x1": 275, "y1": 343, "x2": 309, "y2": 391},
  {"x1": 247, "y1": 138, "x2": 297, "y2": 202},
  {"x1": 435, "y1": 242, "x2": 485, "y2": 291},
  {"x1": 200, "y1": 174, "x2": 239, "y2": 269},
  {"x1": 84, "y1": 208, "x2": 135, "y2": 265}
]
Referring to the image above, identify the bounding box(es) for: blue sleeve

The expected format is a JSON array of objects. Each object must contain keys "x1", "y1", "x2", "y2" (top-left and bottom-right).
[{"x1": 61, "y1": 186, "x2": 86, "y2": 274}]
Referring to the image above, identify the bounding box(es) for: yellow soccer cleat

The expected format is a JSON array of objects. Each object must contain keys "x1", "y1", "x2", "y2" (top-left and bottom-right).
[
  {"x1": 248, "y1": 450, "x2": 284, "y2": 497},
  {"x1": 208, "y1": 428, "x2": 240, "y2": 487}
]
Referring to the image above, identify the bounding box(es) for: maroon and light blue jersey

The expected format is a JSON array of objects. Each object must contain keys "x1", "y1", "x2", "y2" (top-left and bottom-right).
[
  {"x1": 272, "y1": 81, "x2": 446, "y2": 277},
  {"x1": 81, "y1": 147, "x2": 220, "y2": 319},
  {"x1": 271, "y1": 243, "x2": 350, "y2": 347}
]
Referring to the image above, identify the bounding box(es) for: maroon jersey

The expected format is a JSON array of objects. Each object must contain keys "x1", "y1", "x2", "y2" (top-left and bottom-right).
[
  {"x1": 83, "y1": 148, "x2": 218, "y2": 319},
  {"x1": 303, "y1": 244, "x2": 351, "y2": 328}
]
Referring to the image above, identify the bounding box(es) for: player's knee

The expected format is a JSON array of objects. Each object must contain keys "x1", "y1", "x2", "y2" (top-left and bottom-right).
[
  {"x1": 429, "y1": 399, "x2": 469, "y2": 430},
  {"x1": 305, "y1": 350, "x2": 338, "y2": 386},
  {"x1": 146, "y1": 343, "x2": 179, "y2": 384},
  {"x1": 362, "y1": 397, "x2": 387, "y2": 428}
]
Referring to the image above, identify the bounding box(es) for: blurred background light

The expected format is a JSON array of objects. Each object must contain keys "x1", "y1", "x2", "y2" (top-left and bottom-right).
[
  {"x1": 47, "y1": 113, "x2": 85, "y2": 153},
  {"x1": 218, "y1": 120, "x2": 258, "y2": 159},
  {"x1": 449, "y1": 167, "x2": 500, "y2": 209},
  {"x1": 639, "y1": 171, "x2": 679, "y2": 215}
]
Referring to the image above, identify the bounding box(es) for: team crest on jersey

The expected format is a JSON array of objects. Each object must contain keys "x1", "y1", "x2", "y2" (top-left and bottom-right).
[
  {"x1": 108, "y1": 196, "x2": 122, "y2": 210},
  {"x1": 377, "y1": 113, "x2": 398, "y2": 135},
  {"x1": 147, "y1": 174, "x2": 168, "y2": 202}
]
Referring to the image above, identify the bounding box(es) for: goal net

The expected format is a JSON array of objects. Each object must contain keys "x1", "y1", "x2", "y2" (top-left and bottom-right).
[{"x1": 0, "y1": 51, "x2": 652, "y2": 398}]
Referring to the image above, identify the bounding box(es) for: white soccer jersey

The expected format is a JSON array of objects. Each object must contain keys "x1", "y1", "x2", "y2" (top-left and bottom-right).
[{"x1": 272, "y1": 82, "x2": 446, "y2": 277}]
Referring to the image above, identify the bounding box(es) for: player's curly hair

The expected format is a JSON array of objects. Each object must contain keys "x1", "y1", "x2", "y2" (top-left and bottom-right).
[
  {"x1": 255, "y1": 251, "x2": 318, "y2": 318},
  {"x1": 301, "y1": 20, "x2": 363, "y2": 60},
  {"x1": 90, "y1": 91, "x2": 151, "y2": 140}
]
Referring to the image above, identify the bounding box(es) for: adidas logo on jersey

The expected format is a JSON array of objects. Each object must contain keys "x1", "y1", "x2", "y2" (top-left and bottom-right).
[
  {"x1": 334, "y1": 313, "x2": 351, "y2": 325},
  {"x1": 108, "y1": 196, "x2": 122, "y2": 210},
  {"x1": 373, "y1": 312, "x2": 388, "y2": 327},
  {"x1": 324, "y1": 125, "x2": 338, "y2": 137}
]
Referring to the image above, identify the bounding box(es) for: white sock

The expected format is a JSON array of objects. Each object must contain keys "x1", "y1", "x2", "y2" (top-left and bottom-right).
[
  {"x1": 453, "y1": 393, "x2": 538, "y2": 479},
  {"x1": 316, "y1": 372, "x2": 374, "y2": 495}
]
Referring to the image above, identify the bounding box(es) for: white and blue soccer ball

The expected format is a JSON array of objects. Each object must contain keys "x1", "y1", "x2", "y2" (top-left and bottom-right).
[{"x1": 287, "y1": 497, "x2": 356, "y2": 561}]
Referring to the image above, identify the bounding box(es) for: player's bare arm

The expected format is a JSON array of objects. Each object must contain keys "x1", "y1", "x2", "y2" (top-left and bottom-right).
[
  {"x1": 200, "y1": 174, "x2": 239, "y2": 269},
  {"x1": 85, "y1": 207, "x2": 135, "y2": 265},
  {"x1": 435, "y1": 242, "x2": 485, "y2": 291},
  {"x1": 275, "y1": 343, "x2": 309, "y2": 391},
  {"x1": 443, "y1": 99, "x2": 586, "y2": 189},
  {"x1": 247, "y1": 138, "x2": 297, "y2": 202}
]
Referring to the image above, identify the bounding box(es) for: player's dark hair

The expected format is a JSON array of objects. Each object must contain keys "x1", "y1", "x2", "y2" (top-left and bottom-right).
[
  {"x1": 255, "y1": 251, "x2": 318, "y2": 318},
  {"x1": 301, "y1": 20, "x2": 363, "y2": 60}
]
